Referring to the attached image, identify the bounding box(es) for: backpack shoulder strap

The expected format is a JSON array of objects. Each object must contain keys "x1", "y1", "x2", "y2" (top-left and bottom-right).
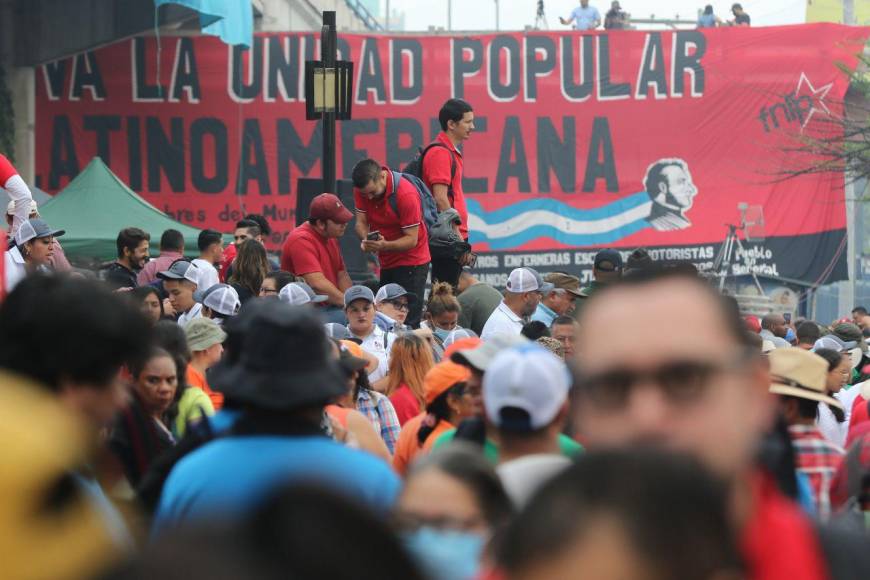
[
  {"x1": 421, "y1": 142, "x2": 456, "y2": 182},
  {"x1": 388, "y1": 171, "x2": 403, "y2": 217}
]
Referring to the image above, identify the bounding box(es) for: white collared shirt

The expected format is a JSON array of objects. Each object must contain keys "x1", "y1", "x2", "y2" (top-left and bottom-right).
[
  {"x1": 177, "y1": 302, "x2": 203, "y2": 327},
  {"x1": 351, "y1": 324, "x2": 394, "y2": 383},
  {"x1": 4, "y1": 245, "x2": 27, "y2": 292},
  {"x1": 481, "y1": 301, "x2": 524, "y2": 341}
]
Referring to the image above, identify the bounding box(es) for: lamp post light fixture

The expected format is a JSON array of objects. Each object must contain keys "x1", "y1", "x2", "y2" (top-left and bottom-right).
[{"x1": 304, "y1": 11, "x2": 354, "y2": 194}]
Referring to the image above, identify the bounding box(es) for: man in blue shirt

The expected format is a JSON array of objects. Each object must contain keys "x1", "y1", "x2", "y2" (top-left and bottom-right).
[
  {"x1": 531, "y1": 273, "x2": 582, "y2": 326},
  {"x1": 154, "y1": 300, "x2": 400, "y2": 532},
  {"x1": 560, "y1": 0, "x2": 601, "y2": 30}
]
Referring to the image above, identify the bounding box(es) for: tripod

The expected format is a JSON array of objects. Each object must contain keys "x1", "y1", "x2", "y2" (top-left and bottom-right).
[
  {"x1": 712, "y1": 223, "x2": 764, "y2": 294},
  {"x1": 535, "y1": 0, "x2": 548, "y2": 29}
]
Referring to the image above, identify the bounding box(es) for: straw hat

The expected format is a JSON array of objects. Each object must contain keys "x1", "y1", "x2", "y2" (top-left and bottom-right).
[{"x1": 768, "y1": 349, "x2": 843, "y2": 409}]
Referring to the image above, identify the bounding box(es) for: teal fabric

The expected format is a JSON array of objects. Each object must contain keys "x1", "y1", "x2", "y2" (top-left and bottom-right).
[{"x1": 155, "y1": 0, "x2": 253, "y2": 48}]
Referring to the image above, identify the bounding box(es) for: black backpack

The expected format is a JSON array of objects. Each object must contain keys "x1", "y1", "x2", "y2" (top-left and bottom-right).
[{"x1": 402, "y1": 142, "x2": 457, "y2": 199}]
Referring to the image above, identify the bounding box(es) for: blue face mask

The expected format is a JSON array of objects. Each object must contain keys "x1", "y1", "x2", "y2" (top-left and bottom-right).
[
  {"x1": 433, "y1": 327, "x2": 452, "y2": 342},
  {"x1": 785, "y1": 327, "x2": 796, "y2": 343},
  {"x1": 402, "y1": 527, "x2": 485, "y2": 580}
]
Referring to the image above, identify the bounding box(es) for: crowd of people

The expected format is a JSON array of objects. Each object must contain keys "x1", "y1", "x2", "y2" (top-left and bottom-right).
[
  {"x1": 557, "y1": 0, "x2": 752, "y2": 30},
  {"x1": 2, "y1": 86, "x2": 870, "y2": 579}
]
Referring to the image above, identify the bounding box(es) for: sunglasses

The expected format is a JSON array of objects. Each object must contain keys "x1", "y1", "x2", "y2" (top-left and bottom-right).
[{"x1": 575, "y1": 349, "x2": 753, "y2": 410}]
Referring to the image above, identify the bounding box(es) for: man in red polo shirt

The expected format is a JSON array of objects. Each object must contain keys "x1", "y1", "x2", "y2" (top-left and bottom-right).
[
  {"x1": 281, "y1": 193, "x2": 353, "y2": 324},
  {"x1": 422, "y1": 98, "x2": 474, "y2": 287},
  {"x1": 352, "y1": 158, "x2": 430, "y2": 328}
]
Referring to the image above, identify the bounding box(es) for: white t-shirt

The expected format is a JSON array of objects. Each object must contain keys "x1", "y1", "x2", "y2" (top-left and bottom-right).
[
  {"x1": 497, "y1": 454, "x2": 572, "y2": 507},
  {"x1": 191, "y1": 259, "x2": 220, "y2": 292},
  {"x1": 480, "y1": 301, "x2": 524, "y2": 341},
  {"x1": 352, "y1": 324, "x2": 395, "y2": 384},
  {"x1": 4, "y1": 246, "x2": 27, "y2": 292}
]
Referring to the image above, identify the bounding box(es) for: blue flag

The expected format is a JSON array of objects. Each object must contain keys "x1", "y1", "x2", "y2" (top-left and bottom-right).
[{"x1": 154, "y1": 0, "x2": 253, "y2": 48}]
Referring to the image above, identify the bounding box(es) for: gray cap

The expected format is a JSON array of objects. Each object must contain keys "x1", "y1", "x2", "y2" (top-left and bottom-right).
[
  {"x1": 193, "y1": 283, "x2": 241, "y2": 317},
  {"x1": 375, "y1": 283, "x2": 418, "y2": 305},
  {"x1": 451, "y1": 333, "x2": 530, "y2": 372},
  {"x1": 14, "y1": 218, "x2": 65, "y2": 246},
  {"x1": 344, "y1": 285, "x2": 375, "y2": 307},
  {"x1": 279, "y1": 282, "x2": 328, "y2": 306},
  {"x1": 324, "y1": 322, "x2": 352, "y2": 340},
  {"x1": 157, "y1": 259, "x2": 200, "y2": 285}
]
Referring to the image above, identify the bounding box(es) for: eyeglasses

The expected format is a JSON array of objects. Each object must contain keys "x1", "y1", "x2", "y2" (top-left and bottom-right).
[
  {"x1": 384, "y1": 300, "x2": 409, "y2": 312},
  {"x1": 575, "y1": 349, "x2": 754, "y2": 410},
  {"x1": 259, "y1": 287, "x2": 278, "y2": 295}
]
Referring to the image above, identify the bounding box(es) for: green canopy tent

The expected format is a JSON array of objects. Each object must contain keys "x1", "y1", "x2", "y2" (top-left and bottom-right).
[{"x1": 39, "y1": 157, "x2": 205, "y2": 262}]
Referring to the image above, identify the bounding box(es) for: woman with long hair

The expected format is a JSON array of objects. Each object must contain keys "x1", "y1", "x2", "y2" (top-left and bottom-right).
[
  {"x1": 229, "y1": 239, "x2": 269, "y2": 303},
  {"x1": 130, "y1": 285, "x2": 165, "y2": 324},
  {"x1": 423, "y1": 282, "x2": 467, "y2": 361},
  {"x1": 814, "y1": 347, "x2": 850, "y2": 446},
  {"x1": 386, "y1": 333, "x2": 434, "y2": 425},
  {"x1": 393, "y1": 361, "x2": 482, "y2": 476}
]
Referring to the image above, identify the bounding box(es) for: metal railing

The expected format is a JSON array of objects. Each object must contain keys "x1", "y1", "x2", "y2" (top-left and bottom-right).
[{"x1": 343, "y1": 0, "x2": 383, "y2": 31}]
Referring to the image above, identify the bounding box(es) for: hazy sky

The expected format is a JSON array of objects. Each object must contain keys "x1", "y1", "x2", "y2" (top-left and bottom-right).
[{"x1": 385, "y1": 0, "x2": 809, "y2": 31}]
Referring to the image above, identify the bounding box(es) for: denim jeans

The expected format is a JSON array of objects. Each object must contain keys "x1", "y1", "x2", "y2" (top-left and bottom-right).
[{"x1": 380, "y1": 262, "x2": 430, "y2": 328}]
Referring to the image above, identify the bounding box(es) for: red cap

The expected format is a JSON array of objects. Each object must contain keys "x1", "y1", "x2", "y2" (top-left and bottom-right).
[{"x1": 309, "y1": 193, "x2": 353, "y2": 224}]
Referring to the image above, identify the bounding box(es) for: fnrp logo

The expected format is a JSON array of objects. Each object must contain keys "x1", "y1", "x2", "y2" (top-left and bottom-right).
[{"x1": 757, "y1": 73, "x2": 832, "y2": 133}]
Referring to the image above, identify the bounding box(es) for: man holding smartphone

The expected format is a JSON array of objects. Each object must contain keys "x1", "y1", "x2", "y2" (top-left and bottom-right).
[{"x1": 352, "y1": 158, "x2": 431, "y2": 328}]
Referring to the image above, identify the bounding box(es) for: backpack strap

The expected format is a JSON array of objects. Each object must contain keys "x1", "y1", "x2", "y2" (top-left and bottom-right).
[
  {"x1": 388, "y1": 170, "x2": 403, "y2": 219},
  {"x1": 420, "y1": 142, "x2": 457, "y2": 201}
]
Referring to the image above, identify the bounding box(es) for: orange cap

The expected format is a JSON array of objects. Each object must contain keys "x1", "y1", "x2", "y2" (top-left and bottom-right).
[
  {"x1": 443, "y1": 337, "x2": 483, "y2": 361},
  {"x1": 424, "y1": 361, "x2": 471, "y2": 405}
]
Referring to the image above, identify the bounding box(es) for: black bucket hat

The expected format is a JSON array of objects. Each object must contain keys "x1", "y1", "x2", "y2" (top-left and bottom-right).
[{"x1": 210, "y1": 300, "x2": 347, "y2": 410}]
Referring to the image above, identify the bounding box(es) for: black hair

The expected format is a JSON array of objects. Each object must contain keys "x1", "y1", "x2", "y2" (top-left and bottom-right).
[
  {"x1": 131, "y1": 286, "x2": 165, "y2": 319},
  {"x1": 104, "y1": 485, "x2": 425, "y2": 580},
  {"x1": 782, "y1": 394, "x2": 821, "y2": 421},
  {"x1": 129, "y1": 346, "x2": 174, "y2": 379},
  {"x1": 117, "y1": 227, "x2": 151, "y2": 259},
  {"x1": 551, "y1": 315, "x2": 574, "y2": 329},
  {"x1": 234, "y1": 220, "x2": 261, "y2": 239},
  {"x1": 521, "y1": 320, "x2": 550, "y2": 340},
  {"x1": 704, "y1": 4, "x2": 713, "y2": 14},
  {"x1": 264, "y1": 270, "x2": 296, "y2": 292},
  {"x1": 497, "y1": 449, "x2": 743, "y2": 580},
  {"x1": 852, "y1": 306, "x2": 868, "y2": 316},
  {"x1": 582, "y1": 268, "x2": 750, "y2": 348},
  {"x1": 438, "y1": 98, "x2": 473, "y2": 131},
  {"x1": 796, "y1": 320, "x2": 821, "y2": 345},
  {"x1": 151, "y1": 320, "x2": 192, "y2": 428},
  {"x1": 418, "y1": 383, "x2": 465, "y2": 446},
  {"x1": 757, "y1": 413, "x2": 800, "y2": 500},
  {"x1": 0, "y1": 275, "x2": 152, "y2": 393},
  {"x1": 732, "y1": 3, "x2": 742, "y2": 10},
  {"x1": 408, "y1": 443, "x2": 513, "y2": 530},
  {"x1": 160, "y1": 229, "x2": 184, "y2": 252},
  {"x1": 643, "y1": 160, "x2": 684, "y2": 200},
  {"x1": 745, "y1": 330, "x2": 763, "y2": 349},
  {"x1": 244, "y1": 214, "x2": 272, "y2": 236},
  {"x1": 197, "y1": 229, "x2": 223, "y2": 253},
  {"x1": 812, "y1": 348, "x2": 848, "y2": 422},
  {"x1": 351, "y1": 158, "x2": 381, "y2": 189}
]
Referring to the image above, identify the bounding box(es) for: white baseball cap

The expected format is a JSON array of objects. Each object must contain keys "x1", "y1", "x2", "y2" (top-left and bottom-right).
[
  {"x1": 505, "y1": 267, "x2": 555, "y2": 294},
  {"x1": 279, "y1": 282, "x2": 328, "y2": 306},
  {"x1": 483, "y1": 342, "x2": 571, "y2": 431},
  {"x1": 193, "y1": 283, "x2": 240, "y2": 317}
]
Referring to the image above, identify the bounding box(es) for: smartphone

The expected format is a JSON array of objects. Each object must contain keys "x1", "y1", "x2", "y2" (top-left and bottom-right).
[
  {"x1": 367, "y1": 231, "x2": 380, "y2": 241},
  {"x1": 783, "y1": 312, "x2": 792, "y2": 324}
]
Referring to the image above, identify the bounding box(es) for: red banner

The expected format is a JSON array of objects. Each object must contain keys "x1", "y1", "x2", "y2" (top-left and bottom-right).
[{"x1": 34, "y1": 24, "x2": 869, "y2": 284}]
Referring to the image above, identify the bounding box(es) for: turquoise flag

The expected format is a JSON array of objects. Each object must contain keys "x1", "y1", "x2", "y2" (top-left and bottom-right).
[{"x1": 154, "y1": 0, "x2": 253, "y2": 48}]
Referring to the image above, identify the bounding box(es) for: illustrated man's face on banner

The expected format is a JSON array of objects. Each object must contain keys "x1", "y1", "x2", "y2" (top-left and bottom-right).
[{"x1": 659, "y1": 164, "x2": 697, "y2": 210}]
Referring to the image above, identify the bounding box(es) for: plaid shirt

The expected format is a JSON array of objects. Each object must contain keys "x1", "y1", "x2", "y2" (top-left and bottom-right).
[
  {"x1": 356, "y1": 389, "x2": 401, "y2": 455},
  {"x1": 789, "y1": 424, "x2": 845, "y2": 522}
]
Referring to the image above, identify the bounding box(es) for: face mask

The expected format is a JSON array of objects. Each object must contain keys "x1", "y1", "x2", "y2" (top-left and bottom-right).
[
  {"x1": 785, "y1": 328, "x2": 796, "y2": 342},
  {"x1": 433, "y1": 327, "x2": 451, "y2": 342},
  {"x1": 402, "y1": 527, "x2": 484, "y2": 580}
]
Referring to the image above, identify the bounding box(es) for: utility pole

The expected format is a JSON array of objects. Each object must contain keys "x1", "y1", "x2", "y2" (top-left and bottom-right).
[
  {"x1": 321, "y1": 11, "x2": 337, "y2": 193},
  {"x1": 385, "y1": 0, "x2": 390, "y2": 30},
  {"x1": 495, "y1": 0, "x2": 500, "y2": 31},
  {"x1": 448, "y1": 0, "x2": 452, "y2": 30},
  {"x1": 844, "y1": 0, "x2": 855, "y2": 25}
]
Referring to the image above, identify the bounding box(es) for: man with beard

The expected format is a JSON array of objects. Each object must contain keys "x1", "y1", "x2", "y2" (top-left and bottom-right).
[
  {"x1": 573, "y1": 268, "x2": 870, "y2": 579},
  {"x1": 481, "y1": 268, "x2": 553, "y2": 341},
  {"x1": 643, "y1": 159, "x2": 698, "y2": 232},
  {"x1": 104, "y1": 227, "x2": 151, "y2": 290}
]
